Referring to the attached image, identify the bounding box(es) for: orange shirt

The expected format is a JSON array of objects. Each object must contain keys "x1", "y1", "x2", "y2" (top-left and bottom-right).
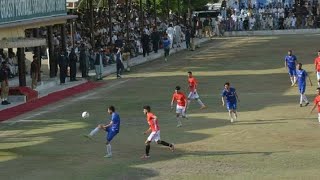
[
  {"x1": 314, "y1": 95, "x2": 320, "y2": 112},
  {"x1": 147, "y1": 112, "x2": 160, "y2": 132},
  {"x1": 172, "y1": 92, "x2": 187, "y2": 106},
  {"x1": 314, "y1": 57, "x2": 320, "y2": 72},
  {"x1": 188, "y1": 77, "x2": 197, "y2": 92}
]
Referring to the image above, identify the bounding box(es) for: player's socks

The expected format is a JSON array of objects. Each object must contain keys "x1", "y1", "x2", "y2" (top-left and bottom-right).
[
  {"x1": 197, "y1": 99, "x2": 205, "y2": 108},
  {"x1": 145, "y1": 144, "x2": 150, "y2": 156},
  {"x1": 302, "y1": 94, "x2": 309, "y2": 103},
  {"x1": 159, "y1": 140, "x2": 170, "y2": 146},
  {"x1": 233, "y1": 112, "x2": 238, "y2": 121},
  {"x1": 106, "y1": 144, "x2": 112, "y2": 157},
  {"x1": 176, "y1": 117, "x2": 182, "y2": 127},
  {"x1": 300, "y1": 94, "x2": 304, "y2": 105},
  {"x1": 89, "y1": 127, "x2": 100, "y2": 136}
]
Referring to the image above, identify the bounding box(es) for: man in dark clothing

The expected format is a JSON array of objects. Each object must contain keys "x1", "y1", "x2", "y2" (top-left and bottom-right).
[
  {"x1": 150, "y1": 28, "x2": 160, "y2": 53},
  {"x1": 69, "y1": 48, "x2": 78, "y2": 81},
  {"x1": 30, "y1": 55, "x2": 39, "y2": 89},
  {"x1": 0, "y1": 61, "x2": 10, "y2": 105},
  {"x1": 79, "y1": 45, "x2": 88, "y2": 78},
  {"x1": 141, "y1": 32, "x2": 150, "y2": 57},
  {"x1": 116, "y1": 48, "x2": 125, "y2": 78},
  {"x1": 185, "y1": 27, "x2": 191, "y2": 50},
  {"x1": 58, "y1": 50, "x2": 68, "y2": 84}
]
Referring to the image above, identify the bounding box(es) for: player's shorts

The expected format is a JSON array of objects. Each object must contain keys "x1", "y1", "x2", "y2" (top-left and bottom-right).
[
  {"x1": 188, "y1": 91, "x2": 200, "y2": 99},
  {"x1": 176, "y1": 105, "x2": 186, "y2": 116},
  {"x1": 147, "y1": 131, "x2": 161, "y2": 142},
  {"x1": 317, "y1": 72, "x2": 320, "y2": 80},
  {"x1": 105, "y1": 127, "x2": 119, "y2": 142},
  {"x1": 226, "y1": 102, "x2": 237, "y2": 111},
  {"x1": 288, "y1": 68, "x2": 297, "y2": 76},
  {"x1": 298, "y1": 84, "x2": 306, "y2": 94}
]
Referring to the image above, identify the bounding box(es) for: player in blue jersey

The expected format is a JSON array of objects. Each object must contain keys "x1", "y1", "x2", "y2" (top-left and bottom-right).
[
  {"x1": 296, "y1": 63, "x2": 313, "y2": 107},
  {"x1": 284, "y1": 50, "x2": 298, "y2": 86},
  {"x1": 85, "y1": 106, "x2": 120, "y2": 158},
  {"x1": 221, "y1": 82, "x2": 240, "y2": 123}
]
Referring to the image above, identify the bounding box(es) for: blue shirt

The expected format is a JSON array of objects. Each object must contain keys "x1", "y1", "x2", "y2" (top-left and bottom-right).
[
  {"x1": 297, "y1": 69, "x2": 307, "y2": 86},
  {"x1": 163, "y1": 39, "x2": 171, "y2": 48},
  {"x1": 111, "y1": 112, "x2": 120, "y2": 132},
  {"x1": 285, "y1": 55, "x2": 297, "y2": 69},
  {"x1": 222, "y1": 87, "x2": 237, "y2": 103}
]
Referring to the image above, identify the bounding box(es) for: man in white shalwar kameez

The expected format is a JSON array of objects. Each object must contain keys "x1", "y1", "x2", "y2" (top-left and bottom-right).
[
  {"x1": 166, "y1": 24, "x2": 175, "y2": 49},
  {"x1": 174, "y1": 24, "x2": 182, "y2": 48}
]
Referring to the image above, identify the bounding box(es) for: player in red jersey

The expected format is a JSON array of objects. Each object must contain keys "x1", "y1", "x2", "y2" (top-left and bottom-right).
[
  {"x1": 187, "y1": 71, "x2": 206, "y2": 109},
  {"x1": 311, "y1": 87, "x2": 320, "y2": 124},
  {"x1": 171, "y1": 86, "x2": 188, "y2": 127},
  {"x1": 141, "y1": 105, "x2": 175, "y2": 159},
  {"x1": 314, "y1": 50, "x2": 320, "y2": 86}
]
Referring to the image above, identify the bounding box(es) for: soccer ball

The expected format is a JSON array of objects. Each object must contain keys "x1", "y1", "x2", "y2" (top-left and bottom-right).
[{"x1": 82, "y1": 111, "x2": 90, "y2": 119}]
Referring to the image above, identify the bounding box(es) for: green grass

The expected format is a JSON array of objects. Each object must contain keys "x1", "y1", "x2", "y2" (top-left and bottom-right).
[{"x1": 1, "y1": 35, "x2": 320, "y2": 180}]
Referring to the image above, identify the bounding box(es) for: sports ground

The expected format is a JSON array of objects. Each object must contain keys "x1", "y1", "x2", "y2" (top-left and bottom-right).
[{"x1": 1, "y1": 35, "x2": 320, "y2": 180}]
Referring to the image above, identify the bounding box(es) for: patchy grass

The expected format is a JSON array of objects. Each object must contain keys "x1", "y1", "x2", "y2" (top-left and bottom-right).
[{"x1": 1, "y1": 35, "x2": 320, "y2": 180}]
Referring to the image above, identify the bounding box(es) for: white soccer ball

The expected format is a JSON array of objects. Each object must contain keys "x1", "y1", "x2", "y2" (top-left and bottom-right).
[{"x1": 82, "y1": 111, "x2": 90, "y2": 119}]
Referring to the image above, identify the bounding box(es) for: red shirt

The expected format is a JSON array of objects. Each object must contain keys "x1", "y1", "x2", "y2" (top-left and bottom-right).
[
  {"x1": 314, "y1": 95, "x2": 320, "y2": 112},
  {"x1": 314, "y1": 57, "x2": 320, "y2": 72},
  {"x1": 188, "y1": 77, "x2": 197, "y2": 92},
  {"x1": 172, "y1": 92, "x2": 187, "y2": 106},
  {"x1": 147, "y1": 112, "x2": 160, "y2": 132}
]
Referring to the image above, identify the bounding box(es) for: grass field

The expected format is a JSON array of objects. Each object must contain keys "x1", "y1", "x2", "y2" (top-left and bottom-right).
[{"x1": 1, "y1": 35, "x2": 320, "y2": 180}]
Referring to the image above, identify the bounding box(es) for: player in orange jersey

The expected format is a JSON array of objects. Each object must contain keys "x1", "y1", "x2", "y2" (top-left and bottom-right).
[
  {"x1": 171, "y1": 86, "x2": 188, "y2": 127},
  {"x1": 314, "y1": 50, "x2": 320, "y2": 86},
  {"x1": 187, "y1": 71, "x2": 206, "y2": 109},
  {"x1": 141, "y1": 105, "x2": 175, "y2": 159},
  {"x1": 311, "y1": 87, "x2": 320, "y2": 124}
]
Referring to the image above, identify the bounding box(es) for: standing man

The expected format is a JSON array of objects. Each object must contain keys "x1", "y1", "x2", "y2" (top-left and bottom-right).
[
  {"x1": 141, "y1": 105, "x2": 175, "y2": 159},
  {"x1": 314, "y1": 50, "x2": 320, "y2": 86},
  {"x1": 141, "y1": 31, "x2": 150, "y2": 57},
  {"x1": 69, "y1": 48, "x2": 78, "y2": 81},
  {"x1": 85, "y1": 106, "x2": 120, "y2": 158},
  {"x1": 185, "y1": 27, "x2": 191, "y2": 50},
  {"x1": 79, "y1": 44, "x2": 88, "y2": 78},
  {"x1": 166, "y1": 24, "x2": 175, "y2": 49},
  {"x1": 311, "y1": 87, "x2": 320, "y2": 124},
  {"x1": 30, "y1": 55, "x2": 39, "y2": 89},
  {"x1": 0, "y1": 61, "x2": 10, "y2": 105},
  {"x1": 285, "y1": 50, "x2": 298, "y2": 86},
  {"x1": 163, "y1": 34, "x2": 171, "y2": 62},
  {"x1": 58, "y1": 50, "x2": 68, "y2": 85},
  {"x1": 151, "y1": 27, "x2": 160, "y2": 53},
  {"x1": 116, "y1": 48, "x2": 125, "y2": 78},
  {"x1": 94, "y1": 49, "x2": 103, "y2": 80},
  {"x1": 171, "y1": 86, "x2": 188, "y2": 127},
  {"x1": 221, "y1": 82, "x2": 240, "y2": 123},
  {"x1": 173, "y1": 24, "x2": 182, "y2": 48},
  {"x1": 297, "y1": 63, "x2": 312, "y2": 107},
  {"x1": 187, "y1": 71, "x2": 206, "y2": 109}
]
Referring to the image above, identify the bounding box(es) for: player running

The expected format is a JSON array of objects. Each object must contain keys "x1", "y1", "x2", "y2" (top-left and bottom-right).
[
  {"x1": 221, "y1": 82, "x2": 240, "y2": 123},
  {"x1": 284, "y1": 50, "x2": 298, "y2": 86},
  {"x1": 310, "y1": 87, "x2": 320, "y2": 124},
  {"x1": 171, "y1": 86, "x2": 188, "y2": 127},
  {"x1": 296, "y1": 63, "x2": 312, "y2": 107},
  {"x1": 85, "y1": 106, "x2": 120, "y2": 158},
  {"x1": 141, "y1": 105, "x2": 175, "y2": 159},
  {"x1": 314, "y1": 50, "x2": 320, "y2": 86},
  {"x1": 187, "y1": 71, "x2": 206, "y2": 109}
]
